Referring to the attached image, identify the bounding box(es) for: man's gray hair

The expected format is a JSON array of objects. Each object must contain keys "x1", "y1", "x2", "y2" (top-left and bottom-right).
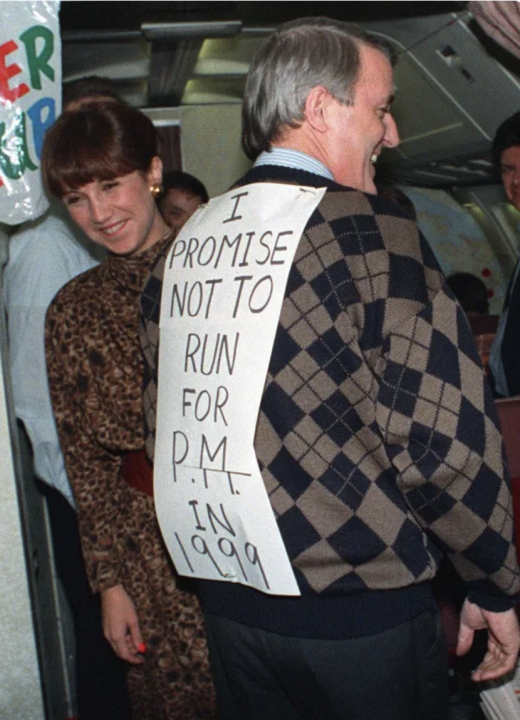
[{"x1": 242, "y1": 17, "x2": 396, "y2": 160}]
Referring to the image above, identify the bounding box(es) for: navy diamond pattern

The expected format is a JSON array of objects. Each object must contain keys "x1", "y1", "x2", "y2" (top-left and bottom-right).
[
  {"x1": 360, "y1": 299, "x2": 385, "y2": 350},
  {"x1": 311, "y1": 391, "x2": 364, "y2": 447},
  {"x1": 462, "y1": 463, "x2": 502, "y2": 522},
  {"x1": 392, "y1": 518, "x2": 433, "y2": 576},
  {"x1": 269, "y1": 446, "x2": 314, "y2": 501},
  {"x1": 388, "y1": 253, "x2": 429, "y2": 304},
  {"x1": 269, "y1": 325, "x2": 304, "y2": 376},
  {"x1": 277, "y1": 505, "x2": 322, "y2": 558},
  {"x1": 406, "y1": 422, "x2": 453, "y2": 480},
  {"x1": 307, "y1": 327, "x2": 363, "y2": 384},
  {"x1": 406, "y1": 481, "x2": 457, "y2": 525},
  {"x1": 142, "y1": 168, "x2": 518, "y2": 604},
  {"x1": 463, "y1": 528, "x2": 512, "y2": 575},
  {"x1": 285, "y1": 263, "x2": 306, "y2": 295},
  {"x1": 311, "y1": 262, "x2": 360, "y2": 320},
  {"x1": 380, "y1": 362, "x2": 422, "y2": 419},
  {"x1": 319, "y1": 459, "x2": 370, "y2": 510},
  {"x1": 328, "y1": 516, "x2": 387, "y2": 566},
  {"x1": 426, "y1": 328, "x2": 461, "y2": 387},
  {"x1": 457, "y1": 397, "x2": 486, "y2": 456},
  {"x1": 330, "y1": 214, "x2": 384, "y2": 255},
  {"x1": 262, "y1": 382, "x2": 305, "y2": 440}
]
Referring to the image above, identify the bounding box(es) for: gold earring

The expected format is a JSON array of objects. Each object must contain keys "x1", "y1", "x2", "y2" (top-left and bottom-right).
[{"x1": 150, "y1": 182, "x2": 163, "y2": 197}]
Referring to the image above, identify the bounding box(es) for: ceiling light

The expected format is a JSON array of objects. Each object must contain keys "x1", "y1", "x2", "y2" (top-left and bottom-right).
[{"x1": 141, "y1": 21, "x2": 242, "y2": 41}]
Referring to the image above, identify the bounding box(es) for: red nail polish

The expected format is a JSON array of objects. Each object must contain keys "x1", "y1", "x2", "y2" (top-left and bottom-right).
[{"x1": 138, "y1": 642, "x2": 147, "y2": 653}]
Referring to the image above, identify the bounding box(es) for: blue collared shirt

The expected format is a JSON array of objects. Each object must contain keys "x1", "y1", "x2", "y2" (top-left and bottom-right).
[{"x1": 254, "y1": 147, "x2": 335, "y2": 181}]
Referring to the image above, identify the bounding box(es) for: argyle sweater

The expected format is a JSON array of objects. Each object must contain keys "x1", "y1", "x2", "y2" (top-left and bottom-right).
[{"x1": 140, "y1": 165, "x2": 519, "y2": 639}]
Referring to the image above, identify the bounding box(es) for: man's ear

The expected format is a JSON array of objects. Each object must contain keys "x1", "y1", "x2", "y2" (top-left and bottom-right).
[{"x1": 303, "y1": 86, "x2": 334, "y2": 133}]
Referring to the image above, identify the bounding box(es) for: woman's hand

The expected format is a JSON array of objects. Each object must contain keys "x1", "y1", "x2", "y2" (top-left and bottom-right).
[{"x1": 101, "y1": 584, "x2": 146, "y2": 664}]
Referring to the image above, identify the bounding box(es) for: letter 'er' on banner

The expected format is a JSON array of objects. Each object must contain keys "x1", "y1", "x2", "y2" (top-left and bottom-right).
[
  {"x1": 0, "y1": 1, "x2": 61, "y2": 224},
  {"x1": 155, "y1": 183, "x2": 327, "y2": 596}
]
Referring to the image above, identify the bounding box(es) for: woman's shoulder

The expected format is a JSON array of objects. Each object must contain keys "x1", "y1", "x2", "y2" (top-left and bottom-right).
[
  {"x1": 51, "y1": 262, "x2": 105, "y2": 304},
  {"x1": 46, "y1": 263, "x2": 106, "y2": 331}
]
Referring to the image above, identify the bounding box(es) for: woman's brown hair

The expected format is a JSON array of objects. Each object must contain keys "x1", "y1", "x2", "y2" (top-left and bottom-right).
[{"x1": 41, "y1": 100, "x2": 158, "y2": 198}]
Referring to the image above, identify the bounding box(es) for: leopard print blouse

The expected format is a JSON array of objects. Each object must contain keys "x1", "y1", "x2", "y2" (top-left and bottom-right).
[
  {"x1": 45, "y1": 232, "x2": 216, "y2": 719},
  {"x1": 45, "y1": 233, "x2": 174, "y2": 591}
]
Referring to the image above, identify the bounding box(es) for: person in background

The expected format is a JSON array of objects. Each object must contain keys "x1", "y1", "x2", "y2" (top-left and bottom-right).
[
  {"x1": 489, "y1": 111, "x2": 520, "y2": 397},
  {"x1": 157, "y1": 170, "x2": 209, "y2": 232},
  {"x1": 140, "y1": 18, "x2": 519, "y2": 720},
  {"x1": 447, "y1": 272, "x2": 494, "y2": 373},
  {"x1": 43, "y1": 101, "x2": 215, "y2": 720},
  {"x1": 447, "y1": 272, "x2": 490, "y2": 318},
  {"x1": 3, "y1": 76, "x2": 132, "y2": 720}
]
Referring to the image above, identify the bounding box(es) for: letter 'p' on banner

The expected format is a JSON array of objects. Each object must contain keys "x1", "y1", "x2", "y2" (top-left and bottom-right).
[{"x1": 0, "y1": 1, "x2": 60, "y2": 224}]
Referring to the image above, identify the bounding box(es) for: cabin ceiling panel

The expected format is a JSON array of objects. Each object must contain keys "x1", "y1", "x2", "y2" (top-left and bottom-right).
[
  {"x1": 408, "y1": 15, "x2": 520, "y2": 139},
  {"x1": 363, "y1": 13, "x2": 457, "y2": 50},
  {"x1": 148, "y1": 39, "x2": 203, "y2": 105},
  {"x1": 58, "y1": 1, "x2": 520, "y2": 187},
  {"x1": 182, "y1": 77, "x2": 245, "y2": 104},
  {"x1": 61, "y1": 40, "x2": 151, "y2": 81},
  {"x1": 193, "y1": 36, "x2": 266, "y2": 76},
  {"x1": 388, "y1": 53, "x2": 485, "y2": 162}
]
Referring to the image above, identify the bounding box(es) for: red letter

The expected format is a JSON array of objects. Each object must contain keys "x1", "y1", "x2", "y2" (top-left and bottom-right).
[{"x1": 0, "y1": 40, "x2": 29, "y2": 103}]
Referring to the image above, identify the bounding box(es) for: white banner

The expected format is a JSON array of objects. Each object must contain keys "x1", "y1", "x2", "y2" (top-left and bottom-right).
[
  {"x1": 155, "y1": 183, "x2": 326, "y2": 596},
  {"x1": 0, "y1": 1, "x2": 61, "y2": 224}
]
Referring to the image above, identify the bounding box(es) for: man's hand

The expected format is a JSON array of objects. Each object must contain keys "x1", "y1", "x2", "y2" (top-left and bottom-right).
[
  {"x1": 101, "y1": 584, "x2": 145, "y2": 665},
  {"x1": 457, "y1": 598, "x2": 520, "y2": 681}
]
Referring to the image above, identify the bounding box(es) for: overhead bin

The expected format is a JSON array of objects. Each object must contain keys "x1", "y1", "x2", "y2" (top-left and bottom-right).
[{"x1": 368, "y1": 11, "x2": 520, "y2": 185}]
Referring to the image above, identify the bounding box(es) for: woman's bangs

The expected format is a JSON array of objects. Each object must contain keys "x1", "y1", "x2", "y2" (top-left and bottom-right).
[{"x1": 51, "y1": 143, "x2": 135, "y2": 196}]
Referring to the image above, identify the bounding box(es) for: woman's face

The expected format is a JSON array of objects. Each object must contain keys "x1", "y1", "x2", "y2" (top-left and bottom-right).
[{"x1": 62, "y1": 157, "x2": 168, "y2": 256}]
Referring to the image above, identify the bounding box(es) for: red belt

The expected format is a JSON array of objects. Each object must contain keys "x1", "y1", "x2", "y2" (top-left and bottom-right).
[{"x1": 120, "y1": 450, "x2": 153, "y2": 497}]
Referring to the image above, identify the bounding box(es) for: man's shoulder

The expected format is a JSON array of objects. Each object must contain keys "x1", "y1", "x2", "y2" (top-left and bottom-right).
[
  {"x1": 236, "y1": 166, "x2": 418, "y2": 220},
  {"x1": 231, "y1": 167, "x2": 439, "y2": 271},
  {"x1": 316, "y1": 183, "x2": 413, "y2": 217},
  {"x1": 315, "y1": 186, "x2": 439, "y2": 265}
]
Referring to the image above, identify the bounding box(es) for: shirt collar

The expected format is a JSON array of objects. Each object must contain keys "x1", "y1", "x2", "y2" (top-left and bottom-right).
[{"x1": 254, "y1": 148, "x2": 335, "y2": 181}]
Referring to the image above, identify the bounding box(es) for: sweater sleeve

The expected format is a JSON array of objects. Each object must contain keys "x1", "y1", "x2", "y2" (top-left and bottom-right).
[
  {"x1": 375, "y1": 244, "x2": 519, "y2": 611},
  {"x1": 45, "y1": 293, "x2": 125, "y2": 594}
]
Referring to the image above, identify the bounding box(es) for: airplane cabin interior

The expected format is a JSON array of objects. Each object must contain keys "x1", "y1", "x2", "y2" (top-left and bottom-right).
[{"x1": 2, "y1": 2, "x2": 520, "y2": 719}]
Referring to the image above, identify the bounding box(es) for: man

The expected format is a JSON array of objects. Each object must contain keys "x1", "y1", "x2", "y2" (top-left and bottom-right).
[
  {"x1": 157, "y1": 169, "x2": 209, "y2": 231},
  {"x1": 141, "y1": 18, "x2": 520, "y2": 720},
  {"x1": 489, "y1": 111, "x2": 520, "y2": 397},
  {"x1": 3, "y1": 76, "x2": 132, "y2": 720}
]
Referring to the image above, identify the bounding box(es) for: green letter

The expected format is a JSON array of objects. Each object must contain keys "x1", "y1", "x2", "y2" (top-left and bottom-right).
[{"x1": 19, "y1": 25, "x2": 54, "y2": 90}]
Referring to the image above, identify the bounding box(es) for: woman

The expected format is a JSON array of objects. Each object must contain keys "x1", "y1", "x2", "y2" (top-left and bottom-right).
[{"x1": 42, "y1": 101, "x2": 215, "y2": 720}]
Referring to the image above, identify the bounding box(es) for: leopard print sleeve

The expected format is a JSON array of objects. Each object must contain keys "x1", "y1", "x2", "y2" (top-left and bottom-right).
[{"x1": 45, "y1": 280, "x2": 127, "y2": 594}]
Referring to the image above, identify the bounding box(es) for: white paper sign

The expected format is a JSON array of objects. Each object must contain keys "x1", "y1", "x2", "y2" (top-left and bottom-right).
[
  {"x1": 0, "y1": 1, "x2": 61, "y2": 224},
  {"x1": 155, "y1": 183, "x2": 326, "y2": 596}
]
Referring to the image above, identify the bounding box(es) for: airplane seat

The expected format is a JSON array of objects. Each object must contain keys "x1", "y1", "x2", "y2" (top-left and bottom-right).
[{"x1": 495, "y1": 397, "x2": 520, "y2": 562}]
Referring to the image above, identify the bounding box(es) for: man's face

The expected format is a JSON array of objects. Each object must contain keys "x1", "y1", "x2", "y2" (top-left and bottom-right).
[
  {"x1": 158, "y1": 188, "x2": 203, "y2": 230},
  {"x1": 325, "y1": 44, "x2": 399, "y2": 193},
  {"x1": 500, "y1": 145, "x2": 520, "y2": 210}
]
